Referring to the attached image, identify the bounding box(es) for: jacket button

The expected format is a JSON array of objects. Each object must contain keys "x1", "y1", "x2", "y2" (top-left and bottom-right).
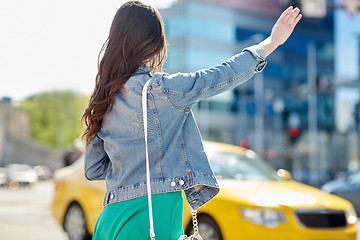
[
  {"x1": 110, "y1": 193, "x2": 115, "y2": 199},
  {"x1": 179, "y1": 180, "x2": 185, "y2": 186},
  {"x1": 170, "y1": 181, "x2": 176, "y2": 187}
]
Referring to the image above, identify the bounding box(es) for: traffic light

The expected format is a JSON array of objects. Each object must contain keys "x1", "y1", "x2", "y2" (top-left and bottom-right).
[
  {"x1": 240, "y1": 139, "x2": 250, "y2": 149},
  {"x1": 288, "y1": 127, "x2": 300, "y2": 144}
]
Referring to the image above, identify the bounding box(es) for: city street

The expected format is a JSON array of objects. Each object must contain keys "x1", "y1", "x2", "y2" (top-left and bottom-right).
[
  {"x1": 1, "y1": 180, "x2": 360, "y2": 240},
  {"x1": 0, "y1": 181, "x2": 68, "y2": 240},
  {"x1": 0, "y1": 0, "x2": 359, "y2": 239}
]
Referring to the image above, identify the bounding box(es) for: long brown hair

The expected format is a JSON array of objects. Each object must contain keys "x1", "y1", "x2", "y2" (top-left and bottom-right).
[{"x1": 81, "y1": 1, "x2": 167, "y2": 145}]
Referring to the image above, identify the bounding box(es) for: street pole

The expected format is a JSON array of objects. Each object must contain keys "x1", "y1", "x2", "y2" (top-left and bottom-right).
[
  {"x1": 237, "y1": 34, "x2": 265, "y2": 152},
  {"x1": 307, "y1": 41, "x2": 319, "y2": 186},
  {"x1": 236, "y1": 87, "x2": 248, "y2": 146},
  {"x1": 254, "y1": 71, "x2": 265, "y2": 155},
  {"x1": 273, "y1": 99, "x2": 285, "y2": 151}
]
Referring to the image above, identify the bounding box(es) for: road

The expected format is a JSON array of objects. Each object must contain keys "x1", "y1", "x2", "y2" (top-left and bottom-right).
[
  {"x1": 0, "y1": 180, "x2": 360, "y2": 240},
  {"x1": 0, "y1": 180, "x2": 68, "y2": 240}
]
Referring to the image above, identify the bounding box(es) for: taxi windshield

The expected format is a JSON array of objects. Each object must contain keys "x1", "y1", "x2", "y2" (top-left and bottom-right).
[{"x1": 207, "y1": 151, "x2": 282, "y2": 181}]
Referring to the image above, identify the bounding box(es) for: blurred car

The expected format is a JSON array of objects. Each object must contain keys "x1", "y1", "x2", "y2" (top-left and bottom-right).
[
  {"x1": 322, "y1": 169, "x2": 360, "y2": 216},
  {"x1": 6, "y1": 163, "x2": 38, "y2": 188},
  {"x1": 0, "y1": 167, "x2": 7, "y2": 186},
  {"x1": 52, "y1": 141, "x2": 357, "y2": 240},
  {"x1": 34, "y1": 165, "x2": 53, "y2": 180}
]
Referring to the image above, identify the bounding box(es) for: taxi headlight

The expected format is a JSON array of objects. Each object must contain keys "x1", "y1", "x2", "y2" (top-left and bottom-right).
[
  {"x1": 239, "y1": 208, "x2": 287, "y2": 228},
  {"x1": 347, "y1": 208, "x2": 358, "y2": 225}
]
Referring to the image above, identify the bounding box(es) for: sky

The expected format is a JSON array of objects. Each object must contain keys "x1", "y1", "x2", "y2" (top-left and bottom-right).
[{"x1": 0, "y1": 0, "x2": 177, "y2": 101}]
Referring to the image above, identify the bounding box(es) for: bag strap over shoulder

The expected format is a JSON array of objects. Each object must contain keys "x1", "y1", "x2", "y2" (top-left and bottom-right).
[{"x1": 142, "y1": 79, "x2": 155, "y2": 240}]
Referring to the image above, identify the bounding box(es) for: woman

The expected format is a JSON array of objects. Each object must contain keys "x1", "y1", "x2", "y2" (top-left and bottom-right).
[{"x1": 82, "y1": 1, "x2": 301, "y2": 239}]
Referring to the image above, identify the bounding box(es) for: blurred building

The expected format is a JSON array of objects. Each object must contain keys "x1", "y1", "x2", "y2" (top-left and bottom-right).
[
  {"x1": 0, "y1": 98, "x2": 61, "y2": 171},
  {"x1": 333, "y1": 2, "x2": 360, "y2": 181},
  {"x1": 160, "y1": 0, "x2": 359, "y2": 185}
]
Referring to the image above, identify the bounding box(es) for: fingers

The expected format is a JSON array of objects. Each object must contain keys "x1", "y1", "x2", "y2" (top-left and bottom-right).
[
  {"x1": 280, "y1": 6, "x2": 293, "y2": 21},
  {"x1": 289, "y1": 8, "x2": 301, "y2": 22},
  {"x1": 294, "y1": 13, "x2": 302, "y2": 25}
]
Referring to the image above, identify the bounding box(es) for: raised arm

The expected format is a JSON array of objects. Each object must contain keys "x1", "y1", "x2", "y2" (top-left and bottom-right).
[{"x1": 157, "y1": 7, "x2": 302, "y2": 109}]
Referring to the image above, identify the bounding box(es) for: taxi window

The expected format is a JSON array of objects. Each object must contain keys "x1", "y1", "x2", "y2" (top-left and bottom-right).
[{"x1": 208, "y1": 151, "x2": 282, "y2": 181}]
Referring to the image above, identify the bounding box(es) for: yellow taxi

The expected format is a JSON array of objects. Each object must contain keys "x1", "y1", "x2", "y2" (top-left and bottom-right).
[{"x1": 52, "y1": 141, "x2": 357, "y2": 240}]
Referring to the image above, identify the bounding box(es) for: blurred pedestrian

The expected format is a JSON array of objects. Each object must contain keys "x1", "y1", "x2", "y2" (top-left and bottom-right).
[
  {"x1": 63, "y1": 138, "x2": 84, "y2": 166},
  {"x1": 81, "y1": 1, "x2": 301, "y2": 239}
]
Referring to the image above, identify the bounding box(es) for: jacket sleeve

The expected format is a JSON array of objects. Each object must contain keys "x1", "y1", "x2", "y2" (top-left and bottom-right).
[
  {"x1": 157, "y1": 45, "x2": 267, "y2": 109},
  {"x1": 84, "y1": 135, "x2": 111, "y2": 181}
]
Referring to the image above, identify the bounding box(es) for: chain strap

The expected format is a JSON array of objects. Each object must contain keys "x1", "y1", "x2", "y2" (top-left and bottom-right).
[
  {"x1": 191, "y1": 210, "x2": 200, "y2": 236},
  {"x1": 188, "y1": 209, "x2": 203, "y2": 240}
]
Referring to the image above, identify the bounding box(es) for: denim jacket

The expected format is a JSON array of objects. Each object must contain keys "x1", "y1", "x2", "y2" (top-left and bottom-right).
[{"x1": 84, "y1": 45, "x2": 267, "y2": 210}]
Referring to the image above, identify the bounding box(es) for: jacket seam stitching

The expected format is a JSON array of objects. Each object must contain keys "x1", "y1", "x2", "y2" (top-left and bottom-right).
[
  {"x1": 179, "y1": 129, "x2": 192, "y2": 170},
  {"x1": 155, "y1": 76, "x2": 189, "y2": 111},
  {"x1": 165, "y1": 67, "x2": 255, "y2": 97},
  {"x1": 148, "y1": 91, "x2": 163, "y2": 179}
]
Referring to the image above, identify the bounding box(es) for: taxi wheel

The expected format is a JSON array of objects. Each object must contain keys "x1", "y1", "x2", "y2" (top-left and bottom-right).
[
  {"x1": 63, "y1": 203, "x2": 91, "y2": 240},
  {"x1": 186, "y1": 215, "x2": 223, "y2": 240}
]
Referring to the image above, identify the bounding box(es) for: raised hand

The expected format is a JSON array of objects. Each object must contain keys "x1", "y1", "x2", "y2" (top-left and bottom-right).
[
  {"x1": 259, "y1": 6, "x2": 302, "y2": 57},
  {"x1": 270, "y1": 6, "x2": 302, "y2": 46}
]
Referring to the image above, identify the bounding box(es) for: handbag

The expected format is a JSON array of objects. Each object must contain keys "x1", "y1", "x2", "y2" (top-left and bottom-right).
[{"x1": 142, "y1": 79, "x2": 203, "y2": 240}]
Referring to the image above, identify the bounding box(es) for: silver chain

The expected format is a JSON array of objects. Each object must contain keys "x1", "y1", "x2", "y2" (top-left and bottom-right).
[
  {"x1": 189, "y1": 209, "x2": 203, "y2": 240},
  {"x1": 191, "y1": 209, "x2": 199, "y2": 235}
]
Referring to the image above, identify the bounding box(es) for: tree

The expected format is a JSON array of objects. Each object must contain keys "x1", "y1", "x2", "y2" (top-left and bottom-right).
[{"x1": 20, "y1": 90, "x2": 89, "y2": 149}]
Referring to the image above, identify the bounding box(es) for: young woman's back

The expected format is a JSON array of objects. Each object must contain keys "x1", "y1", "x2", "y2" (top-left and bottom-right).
[{"x1": 82, "y1": 1, "x2": 301, "y2": 239}]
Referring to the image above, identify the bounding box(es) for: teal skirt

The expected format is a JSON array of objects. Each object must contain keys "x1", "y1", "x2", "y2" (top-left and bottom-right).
[{"x1": 93, "y1": 191, "x2": 184, "y2": 240}]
